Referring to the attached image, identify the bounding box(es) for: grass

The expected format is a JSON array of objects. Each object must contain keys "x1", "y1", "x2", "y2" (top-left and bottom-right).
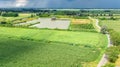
[
  {"x1": 70, "y1": 24, "x2": 96, "y2": 32},
  {"x1": 71, "y1": 19, "x2": 91, "y2": 24},
  {"x1": 19, "y1": 13, "x2": 31, "y2": 17},
  {"x1": 0, "y1": 27, "x2": 108, "y2": 67},
  {"x1": 116, "y1": 56, "x2": 120, "y2": 66},
  {"x1": 0, "y1": 13, "x2": 31, "y2": 21},
  {"x1": 0, "y1": 27, "x2": 107, "y2": 48},
  {"x1": 99, "y1": 19, "x2": 120, "y2": 33},
  {"x1": 0, "y1": 36, "x2": 99, "y2": 67},
  {"x1": 70, "y1": 18, "x2": 96, "y2": 32},
  {"x1": 99, "y1": 19, "x2": 120, "y2": 66}
]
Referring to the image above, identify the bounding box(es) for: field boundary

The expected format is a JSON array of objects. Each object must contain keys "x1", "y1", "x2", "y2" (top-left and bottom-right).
[
  {"x1": 89, "y1": 17, "x2": 101, "y2": 32},
  {"x1": 96, "y1": 18, "x2": 113, "y2": 67}
]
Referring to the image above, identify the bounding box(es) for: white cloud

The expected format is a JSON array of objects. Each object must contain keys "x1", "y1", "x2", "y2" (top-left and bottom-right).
[{"x1": 15, "y1": 0, "x2": 28, "y2": 7}]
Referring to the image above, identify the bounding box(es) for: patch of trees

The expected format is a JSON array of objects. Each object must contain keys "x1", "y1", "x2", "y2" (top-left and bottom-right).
[
  {"x1": 101, "y1": 25, "x2": 108, "y2": 34},
  {"x1": 106, "y1": 46, "x2": 120, "y2": 63},
  {"x1": 99, "y1": 17, "x2": 117, "y2": 20},
  {"x1": 104, "y1": 29, "x2": 120, "y2": 65},
  {"x1": 103, "y1": 63, "x2": 115, "y2": 67},
  {"x1": 0, "y1": 18, "x2": 7, "y2": 24},
  {"x1": 109, "y1": 30, "x2": 120, "y2": 46},
  {"x1": 36, "y1": 13, "x2": 50, "y2": 17},
  {"x1": 1, "y1": 12, "x2": 19, "y2": 17}
]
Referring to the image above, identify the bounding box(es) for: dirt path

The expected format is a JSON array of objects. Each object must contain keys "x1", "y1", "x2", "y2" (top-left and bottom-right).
[
  {"x1": 94, "y1": 18, "x2": 112, "y2": 67},
  {"x1": 89, "y1": 17, "x2": 113, "y2": 67},
  {"x1": 89, "y1": 17, "x2": 101, "y2": 32},
  {"x1": 97, "y1": 34, "x2": 112, "y2": 67}
]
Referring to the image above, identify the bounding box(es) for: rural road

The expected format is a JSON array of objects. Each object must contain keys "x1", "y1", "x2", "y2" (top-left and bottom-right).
[{"x1": 95, "y1": 19, "x2": 112, "y2": 67}]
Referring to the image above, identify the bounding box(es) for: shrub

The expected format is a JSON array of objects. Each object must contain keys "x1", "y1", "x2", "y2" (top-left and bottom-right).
[
  {"x1": 109, "y1": 30, "x2": 120, "y2": 46},
  {"x1": 0, "y1": 21, "x2": 7, "y2": 24},
  {"x1": 101, "y1": 25, "x2": 108, "y2": 34},
  {"x1": 103, "y1": 63, "x2": 115, "y2": 67},
  {"x1": 106, "y1": 46, "x2": 120, "y2": 63},
  {"x1": 1, "y1": 12, "x2": 18, "y2": 17}
]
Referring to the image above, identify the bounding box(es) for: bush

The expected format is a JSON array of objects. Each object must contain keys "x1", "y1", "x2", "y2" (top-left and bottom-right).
[
  {"x1": 103, "y1": 63, "x2": 115, "y2": 67},
  {"x1": 101, "y1": 25, "x2": 108, "y2": 34},
  {"x1": 0, "y1": 21, "x2": 7, "y2": 24},
  {"x1": 106, "y1": 46, "x2": 120, "y2": 63},
  {"x1": 1, "y1": 12, "x2": 18, "y2": 17},
  {"x1": 109, "y1": 30, "x2": 120, "y2": 46}
]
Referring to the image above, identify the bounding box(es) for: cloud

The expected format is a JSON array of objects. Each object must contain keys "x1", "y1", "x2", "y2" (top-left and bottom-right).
[
  {"x1": 26, "y1": 0, "x2": 48, "y2": 8},
  {"x1": 0, "y1": 0, "x2": 120, "y2": 8},
  {"x1": 15, "y1": 0, "x2": 28, "y2": 7}
]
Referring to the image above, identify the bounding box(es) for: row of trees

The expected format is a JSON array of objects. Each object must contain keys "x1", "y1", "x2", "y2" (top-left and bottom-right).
[
  {"x1": 0, "y1": 12, "x2": 19, "y2": 17},
  {"x1": 104, "y1": 29, "x2": 120, "y2": 67},
  {"x1": 101, "y1": 26, "x2": 120, "y2": 67},
  {"x1": 109, "y1": 30, "x2": 120, "y2": 46}
]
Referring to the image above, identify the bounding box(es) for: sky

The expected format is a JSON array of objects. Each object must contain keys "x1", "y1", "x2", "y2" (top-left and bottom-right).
[{"x1": 0, "y1": 0, "x2": 120, "y2": 8}]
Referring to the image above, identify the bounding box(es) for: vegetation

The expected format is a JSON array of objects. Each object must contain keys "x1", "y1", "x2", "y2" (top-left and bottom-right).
[
  {"x1": 106, "y1": 46, "x2": 120, "y2": 62},
  {"x1": 100, "y1": 18, "x2": 120, "y2": 66},
  {"x1": 1, "y1": 9, "x2": 117, "y2": 67},
  {"x1": 103, "y1": 63, "x2": 115, "y2": 67},
  {"x1": 0, "y1": 27, "x2": 107, "y2": 67},
  {"x1": 101, "y1": 25, "x2": 108, "y2": 34},
  {"x1": 70, "y1": 24, "x2": 96, "y2": 32},
  {"x1": 70, "y1": 19, "x2": 96, "y2": 32},
  {"x1": 99, "y1": 20, "x2": 120, "y2": 33},
  {"x1": 1, "y1": 12, "x2": 18, "y2": 17}
]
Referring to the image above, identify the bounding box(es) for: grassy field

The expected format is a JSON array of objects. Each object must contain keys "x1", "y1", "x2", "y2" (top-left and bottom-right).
[
  {"x1": 0, "y1": 27, "x2": 107, "y2": 67},
  {"x1": 71, "y1": 19, "x2": 91, "y2": 24},
  {"x1": 99, "y1": 19, "x2": 120, "y2": 33},
  {"x1": 70, "y1": 19, "x2": 96, "y2": 32},
  {"x1": 0, "y1": 13, "x2": 31, "y2": 21}
]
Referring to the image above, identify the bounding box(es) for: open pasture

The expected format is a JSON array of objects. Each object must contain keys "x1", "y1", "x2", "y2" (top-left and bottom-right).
[
  {"x1": 0, "y1": 36, "x2": 102, "y2": 67},
  {"x1": 0, "y1": 27, "x2": 107, "y2": 67},
  {"x1": 99, "y1": 20, "x2": 120, "y2": 33},
  {"x1": 0, "y1": 27, "x2": 107, "y2": 47}
]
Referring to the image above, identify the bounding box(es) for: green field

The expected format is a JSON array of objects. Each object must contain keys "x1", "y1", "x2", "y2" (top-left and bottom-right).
[
  {"x1": 99, "y1": 20, "x2": 120, "y2": 33},
  {"x1": 0, "y1": 27, "x2": 107, "y2": 67},
  {"x1": 0, "y1": 13, "x2": 31, "y2": 21}
]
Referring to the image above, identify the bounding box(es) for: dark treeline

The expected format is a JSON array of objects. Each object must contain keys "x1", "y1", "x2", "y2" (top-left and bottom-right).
[
  {"x1": 0, "y1": 8, "x2": 120, "y2": 16},
  {"x1": 0, "y1": 12, "x2": 19, "y2": 17}
]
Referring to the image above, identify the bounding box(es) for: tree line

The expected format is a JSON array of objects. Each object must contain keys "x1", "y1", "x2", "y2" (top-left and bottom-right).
[{"x1": 0, "y1": 12, "x2": 19, "y2": 17}]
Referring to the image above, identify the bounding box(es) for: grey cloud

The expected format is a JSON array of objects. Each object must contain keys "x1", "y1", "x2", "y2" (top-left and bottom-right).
[{"x1": 0, "y1": 0, "x2": 120, "y2": 8}]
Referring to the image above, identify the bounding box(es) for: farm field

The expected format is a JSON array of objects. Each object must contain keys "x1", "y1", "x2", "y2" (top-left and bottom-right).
[
  {"x1": 31, "y1": 18, "x2": 70, "y2": 29},
  {"x1": 70, "y1": 19, "x2": 96, "y2": 32},
  {"x1": 71, "y1": 19, "x2": 91, "y2": 24},
  {"x1": 0, "y1": 27, "x2": 107, "y2": 67}
]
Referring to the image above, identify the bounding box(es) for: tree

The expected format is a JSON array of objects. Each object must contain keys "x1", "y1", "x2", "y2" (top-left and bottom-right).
[
  {"x1": 106, "y1": 46, "x2": 120, "y2": 63},
  {"x1": 1, "y1": 12, "x2": 19, "y2": 17},
  {"x1": 101, "y1": 25, "x2": 108, "y2": 34}
]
